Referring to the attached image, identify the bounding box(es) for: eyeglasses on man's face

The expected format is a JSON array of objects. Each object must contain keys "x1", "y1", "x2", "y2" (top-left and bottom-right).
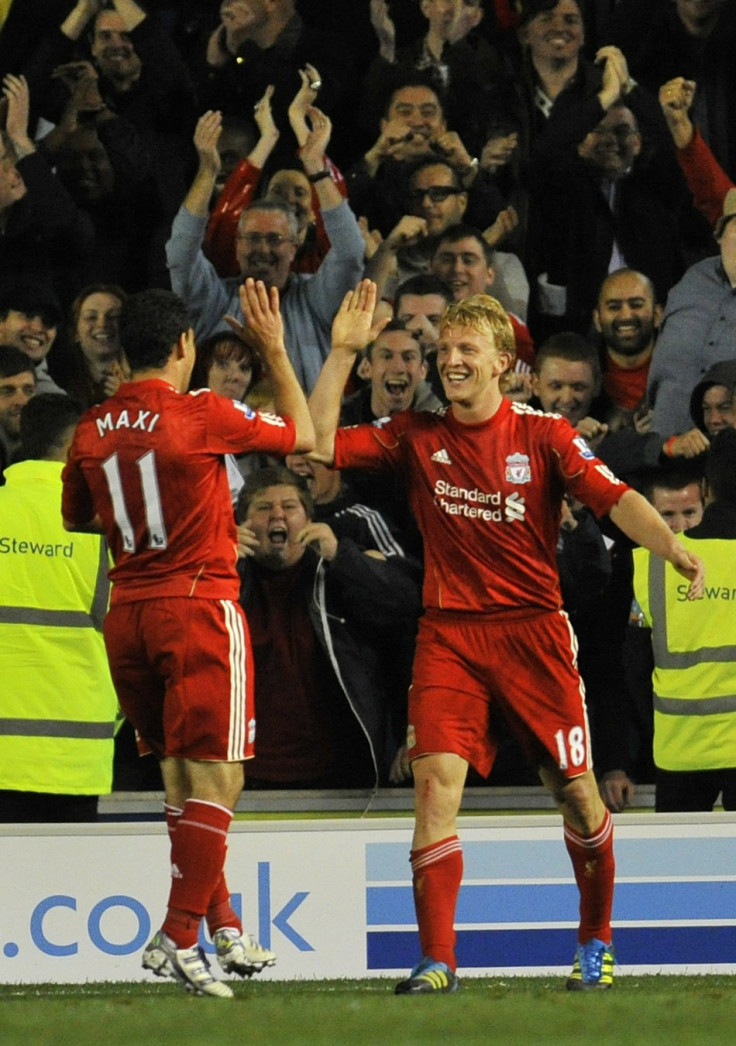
[
  {"x1": 407, "y1": 186, "x2": 463, "y2": 205},
  {"x1": 237, "y1": 232, "x2": 295, "y2": 248}
]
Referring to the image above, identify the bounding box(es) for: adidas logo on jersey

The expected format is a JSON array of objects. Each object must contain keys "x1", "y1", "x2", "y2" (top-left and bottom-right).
[{"x1": 431, "y1": 448, "x2": 452, "y2": 465}]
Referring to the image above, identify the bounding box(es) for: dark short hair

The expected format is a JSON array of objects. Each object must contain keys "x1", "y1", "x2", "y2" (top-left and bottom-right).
[
  {"x1": 642, "y1": 465, "x2": 705, "y2": 503},
  {"x1": 0, "y1": 284, "x2": 62, "y2": 328},
  {"x1": 119, "y1": 289, "x2": 192, "y2": 372},
  {"x1": 190, "y1": 332, "x2": 262, "y2": 394},
  {"x1": 405, "y1": 156, "x2": 463, "y2": 190},
  {"x1": 534, "y1": 330, "x2": 601, "y2": 385},
  {"x1": 517, "y1": 0, "x2": 586, "y2": 28},
  {"x1": 19, "y1": 393, "x2": 83, "y2": 461},
  {"x1": 394, "y1": 274, "x2": 454, "y2": 310},
  {"x1": 235, "y1": 465, "x2": 314, "y2": 524},
  {"x1": 381, "y1": 73, "x2": 446, "y2": 120},
  {"x1": 0, "y1": 344, "x2": 36, "y2": 381},
  {"x1": 705, "y1": 428, "x2": 736, "y2": 505},
  {"x1": 434, "y1": 223, "x2": 494, "y2": 264},
  {"x1": 365, "y1": 319, "x2": 424, "y2": 361}
]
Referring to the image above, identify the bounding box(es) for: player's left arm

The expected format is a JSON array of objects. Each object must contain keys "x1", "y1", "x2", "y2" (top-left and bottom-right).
[
  {"x1": 308, "y1": 279, "x2": 388, "y2": 463},
  {"x1": 61, "y1": 449, "x2": 104, "y2": 534},
  {"x1": 228, "y1": 278, "x2": 315, "y2": 453},
  {"x1": 609, "y1": 488, "x2": 704, "y2": 599}
]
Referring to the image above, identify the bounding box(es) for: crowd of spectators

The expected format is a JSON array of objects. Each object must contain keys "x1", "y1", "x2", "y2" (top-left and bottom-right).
[{"x1": 2, "y1": 0, "x2": 736, "y2": 814}]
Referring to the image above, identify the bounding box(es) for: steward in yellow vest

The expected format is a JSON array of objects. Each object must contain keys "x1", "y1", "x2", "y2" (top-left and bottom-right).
[
  {"x1": 0, "y1": 394, "x2": 118, "y2": 822},
  {"x1": 633, "y1": 429, "x2": 736, "y2": 811}
]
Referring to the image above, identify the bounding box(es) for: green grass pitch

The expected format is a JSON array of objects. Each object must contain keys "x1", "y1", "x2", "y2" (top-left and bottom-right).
[{"x1": 2, "y1": 976, "x2": 735, "y2": 1046}]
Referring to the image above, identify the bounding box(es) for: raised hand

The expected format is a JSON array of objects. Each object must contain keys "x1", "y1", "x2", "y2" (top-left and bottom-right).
[
  {"x1": 595, "y1": 45, "x2": 631, "y2": 109},
  {"x1": 659, "y1": 77, "x2": 697, "y2": 148},
  {"x1": 193, "y1": 109, "x2": 222, "y2": 175},
  {"x1": 253, "y1": 84, "x2": 279, "y2": 143},
  {"x1": 299, "y1": 105, "x2": 332, "y2": 170},
  {"x1": 228, "y1": 278, "x2": 286, "y2": 368},
  {"x1": 431, "y1": 129, "x2": 474, "y2": 170},
  {"x1": 236, "y1": 521, "x2": 260, "y2": 559},
  {"x1": 331, "y1": 279, "x2": 389, "y2": 355},
  {"x1": 2, "y1": 75, "x2": 34, "y2": 158},
  {"x1": 481, "y1": 132, "x2": 519, "y2": 174},
  {"x1": 358, "y1": 216, "x2": 383, "y2": 261},
  {"x1": 288, "y1": 64, "x2": 321, "y2": 147},
  {"x1": 295, "y1": 521, "x2": 338, "y2": 561},
  {"x1": 483, "y1": 206, "x2": 519, "y2": 249},
  {"x1": 385, "y1": 215, "x2": 429, "y2": 251},
  {"x1": 369, "y1": 0, "x2": 396, "y2": 62}
]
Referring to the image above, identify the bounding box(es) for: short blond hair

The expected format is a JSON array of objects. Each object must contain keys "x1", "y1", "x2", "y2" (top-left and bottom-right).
[{"x1": 439, "y1": 294, "x2": 516, "y2": 367}]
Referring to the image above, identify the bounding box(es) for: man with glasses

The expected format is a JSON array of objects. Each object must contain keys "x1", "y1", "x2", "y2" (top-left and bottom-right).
[
  {"x1": 365, "y1": 159, "x2": 466, "y2": 296},
  {"x1": 167, "y1": 106, "x2": 364, "y2": 392},
  {"x1": 347, "y1": 75, "x2": 483, "y2": 239},
  {"x1": 367, "y1": 158, "x2": 529, "y2": 323}
]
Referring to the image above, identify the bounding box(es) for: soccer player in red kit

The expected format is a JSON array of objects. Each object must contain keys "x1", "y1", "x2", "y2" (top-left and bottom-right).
[
  {"x1": 309, "y1": 281, "x2": 704, "y2": 993},
  {"x1": 62, "y1": 281, "x2": 314, "y2": 997}
]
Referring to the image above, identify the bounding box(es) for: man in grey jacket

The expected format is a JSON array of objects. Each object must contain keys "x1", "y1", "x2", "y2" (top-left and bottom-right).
[
  {"x1": 648, "y1": 189, "x2": 736, "y2": 439},
  {"x1": 166, "y1": 108, "x2": 364, "y2": 392}
]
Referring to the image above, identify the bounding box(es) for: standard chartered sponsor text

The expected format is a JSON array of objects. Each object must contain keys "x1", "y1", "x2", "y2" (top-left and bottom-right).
[{"x1": 434, "y1": 479, "x2": 502, "y2": 521}]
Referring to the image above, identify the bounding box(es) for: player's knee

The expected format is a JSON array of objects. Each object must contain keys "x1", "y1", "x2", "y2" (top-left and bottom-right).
[
  {"x1": 559, "y1": 773, "x2": 605, "y2": 833},
  {"x1": 414, "y1": 770, "x2": 462, "y2": 826}
]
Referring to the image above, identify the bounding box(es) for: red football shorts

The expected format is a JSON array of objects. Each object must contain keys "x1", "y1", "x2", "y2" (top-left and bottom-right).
[
  {"x1": 104, "y1": 597, "x2": 254, "y2": 762},
  {"x1": 408, "y1": 608, "x2": 592, "y2": 779}
]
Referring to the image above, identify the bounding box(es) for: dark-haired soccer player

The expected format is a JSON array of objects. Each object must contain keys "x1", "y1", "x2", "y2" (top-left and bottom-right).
[
  {"x1": 309, "y1": 280, "x2": 703, "y2": 993},
  {"x1": 62, "y1": 281, "x2": 314, "y2": 997}
]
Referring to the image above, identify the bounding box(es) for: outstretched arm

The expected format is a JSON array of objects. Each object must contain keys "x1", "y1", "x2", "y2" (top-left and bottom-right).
[
  {"x1": 228, "y1": 279, "x2": 314, "y2": 453},
  {"x1": 308, "y1": 279, "x2": 388, "y2": 463},
  {"x1": 609, "y1": 488, "x2": 704, "y2": 599}
]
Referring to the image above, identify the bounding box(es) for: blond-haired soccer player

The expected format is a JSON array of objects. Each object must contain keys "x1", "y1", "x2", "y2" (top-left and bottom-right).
[{"x1": 309, "y1": 280, "x2": 704, "y2": 993}]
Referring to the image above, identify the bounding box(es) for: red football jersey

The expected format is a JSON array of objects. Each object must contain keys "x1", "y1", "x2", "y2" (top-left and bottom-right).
[
  {"x1": 62, "y1": 380, "x2": 296, "y2": 603},
  {"x1": 334, "y1": 398, "x2": 629, "y2": 615}
]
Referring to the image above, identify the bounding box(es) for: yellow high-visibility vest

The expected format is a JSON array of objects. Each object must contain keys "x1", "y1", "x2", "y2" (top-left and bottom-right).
[
  {"x1": 0, "y1": 460, "x2": 118, "y2": 795},
  {"x1": 633, "y1": 538, "x2": 736, "y2": 772}
]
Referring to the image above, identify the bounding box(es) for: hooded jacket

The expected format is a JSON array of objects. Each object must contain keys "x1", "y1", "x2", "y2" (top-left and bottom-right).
[{"x1": 689, "y1": 359, "x2": 736, "y2": 434}]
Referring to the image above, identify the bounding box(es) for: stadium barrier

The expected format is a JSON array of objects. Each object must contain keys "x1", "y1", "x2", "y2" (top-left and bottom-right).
[{"x1": 3, "y1": 807, "x2": 736, "y2": 983}]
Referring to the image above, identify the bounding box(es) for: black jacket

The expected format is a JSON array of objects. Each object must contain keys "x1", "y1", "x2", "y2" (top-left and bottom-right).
[{"x1": 238, "y1": 540, "x2": 422, "y2": 787}]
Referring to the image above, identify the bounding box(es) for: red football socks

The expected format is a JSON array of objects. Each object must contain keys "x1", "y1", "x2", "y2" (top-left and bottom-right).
[
  {"x1": 564, "y1": 809, "x2": 615, "y2": 944},
  {"x1": 162, "y1": 799, "x2": 233, "y2": 948},
  {"x1": 410, "y1": 835, "x2": 463, "y2": 971},
  {"x1": 163, "y1": 802, "x2": 242, "y2": 937}
]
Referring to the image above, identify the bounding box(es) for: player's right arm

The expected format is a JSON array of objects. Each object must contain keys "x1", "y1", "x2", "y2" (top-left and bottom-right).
[
  {"x1": 609, "y1": 488, "x2": 704, "y2": 599},
  {"x1": 308, "y1": 279, "x2": 388, "y2": 463}
]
